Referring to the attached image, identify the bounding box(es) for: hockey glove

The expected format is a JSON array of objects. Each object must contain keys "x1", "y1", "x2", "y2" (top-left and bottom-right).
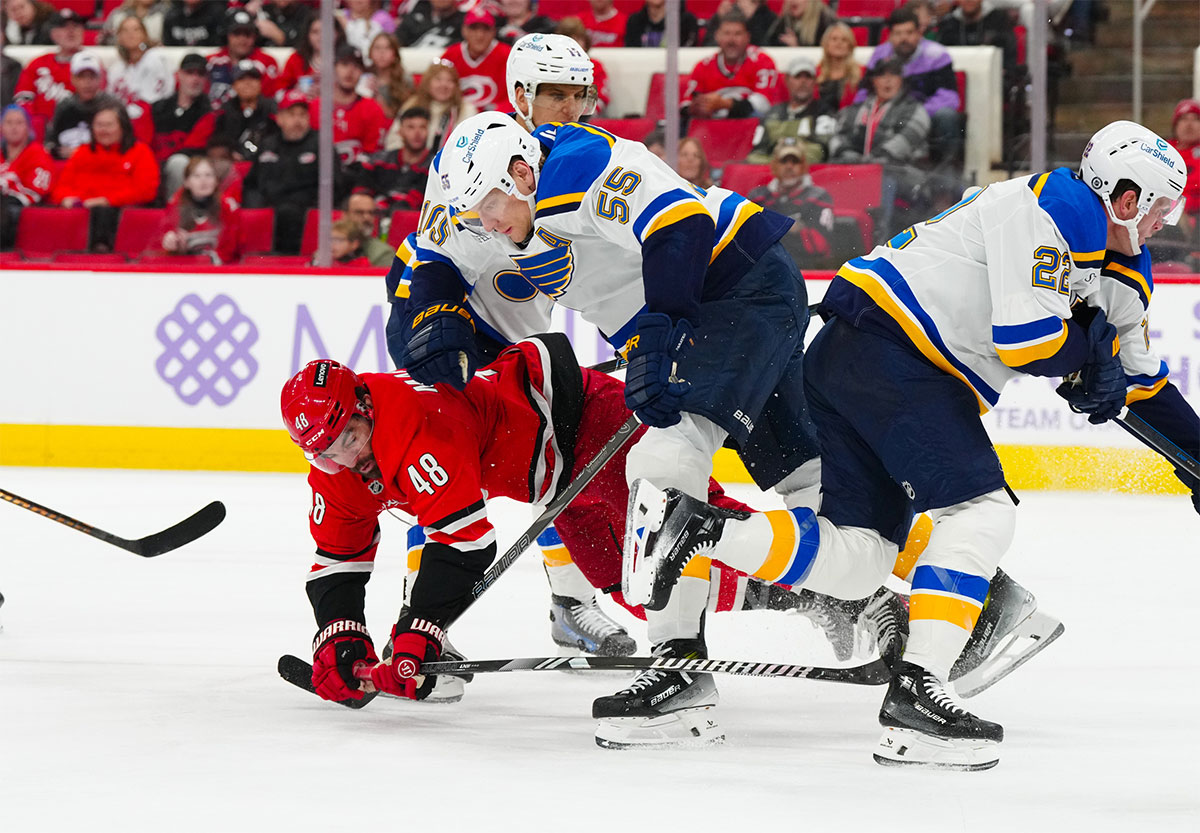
[
  {"x1": 623, "y1": 313, "x2": 694, "y2": 428},
  {"x1": 369, "y1": 615, "x2": 444, "y2": 700},
  {"x1": 311, "y1": 619, "x2": 378, "y2": 702},
  {"x1": 1056, "y1": 308, "x2": 1125, "y2": 425},
  {"x1": 400, "y1": 303, "x2": 480, "y2": 390}
]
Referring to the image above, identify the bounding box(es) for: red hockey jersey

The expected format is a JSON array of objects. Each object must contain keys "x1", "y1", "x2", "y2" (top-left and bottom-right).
[
  {"x1": 439, "y1": 40, "x2": 512, "y2": 112},
  {"x1": 307, "y1": 95, "x2": 390, "y2": 164},
  {"x1": 13, "y1": 53, "x2": 75, "y2": 138},
  {"x1": 0, "y1": 141, "x2": 53, "y2": 205},
  {"x1": 686, "y1": 47, "x2": 785, "y2": 112},
  {"x1": 580, "y1": 9, "x2": 627, "y2": 48}
]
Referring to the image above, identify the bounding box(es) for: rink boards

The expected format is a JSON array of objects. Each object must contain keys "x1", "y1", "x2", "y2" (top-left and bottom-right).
[{"x1": 1, "y1": 267, "x2": 1197, "y2": 494}]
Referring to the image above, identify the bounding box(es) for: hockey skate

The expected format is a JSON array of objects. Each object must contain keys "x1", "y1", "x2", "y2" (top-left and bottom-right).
[
  {"x1": 875, "y1": 660, "x2": 1003, "y2": 771},
  {"x1": 549, "y1": 594, "x2": 637, "y2": 656},
  {"x1": 623, "y1": 480, "x2": 749, "y2": 611},
  {"x1": 744, "y1": 584, "x2": 862, "y2": 663},
  {"x1": 852, "y1": 587, "x2": 909, "y2": 670},
  {"x1": 950, "y1": 568, "x2": 1065, "y2": 698},
  {"x1": 592, "y1": 638, "x2": 723, "y2": 749}
]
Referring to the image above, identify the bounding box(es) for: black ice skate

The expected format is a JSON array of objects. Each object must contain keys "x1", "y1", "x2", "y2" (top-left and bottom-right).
[
  {"x1": 623, "y1": 479, "x2": 749, "y2": 612},
  {"x1": 852, "y1": 586, "x2": 910, "y2": 670},
  {"x1": 875, "y1": 660, "x2": 1003, "y2": 770},
  {"x1": 592, "y1": 638, "x2": 722, "y2": 749},
  {"x1": 549, "y1": 594, "x2": 637, "y2": 656},
  {"x1": 950, "y1": 568, "x2": 1065, "y2": 698},
  {"x1": 745, "y1": 584, "x2": 862, "y2": 663}
]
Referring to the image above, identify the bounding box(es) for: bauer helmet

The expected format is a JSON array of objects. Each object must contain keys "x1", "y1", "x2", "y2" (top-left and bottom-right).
[
  {"x1": 440, "y1": 112, "x2": 542, "y2": 218},
  {"x1": 281, "y1": 360, "x2": 371, "y2": 473},
  {"x1": 507, "y1": 33, "x2": 596, "y2": 130},
  {"x1": 1080, "y1": 120, "x2": 1185, "y2": 255}
]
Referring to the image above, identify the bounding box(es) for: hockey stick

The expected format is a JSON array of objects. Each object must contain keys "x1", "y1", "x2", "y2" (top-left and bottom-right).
[
  {"x1": 1115, "y1": 408, "x2": 1200, "y2": 481},
  {"x1": 276, "y1": 652, "x2": 889, "y2": 705},
  {"x1": 0, "y1": 488, "x2": 226, "y2": 557}
]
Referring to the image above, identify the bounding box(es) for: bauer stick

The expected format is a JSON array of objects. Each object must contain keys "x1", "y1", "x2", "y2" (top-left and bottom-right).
[
  {"x1": 1115, "y1": 408, "x2": 1200, "y2": 481},
  {"x1": 0, "y1": 488, "x2": 226, "y2": 558}
]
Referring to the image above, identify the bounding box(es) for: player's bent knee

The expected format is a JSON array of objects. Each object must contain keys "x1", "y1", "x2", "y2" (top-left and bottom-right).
[
  {"x1": 924, "y1": 489, "x2": 1016, "y2": 578},
  {"x1": 802, "y1": 519, "x2": 897, "y2": 600},
  {"x1": 624, "y1": 420, "x2": 720, "y2": 500}
]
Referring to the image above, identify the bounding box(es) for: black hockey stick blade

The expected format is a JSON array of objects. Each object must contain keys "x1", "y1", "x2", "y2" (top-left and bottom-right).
[
  {"x1": 0, "y1": 489, "x2": 226, "y2": 557},
  {"x1": 277, "y1": 653, "x2": 378, "y2": 709},
  {"x1": 1115, "y1": 409, "x2": 1200, "y2": 481}
]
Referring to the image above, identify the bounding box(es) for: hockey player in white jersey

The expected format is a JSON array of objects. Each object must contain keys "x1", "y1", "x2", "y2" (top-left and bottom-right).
[{"x1": 629, "y1": 120, "x2": 1198, "y2": 769}]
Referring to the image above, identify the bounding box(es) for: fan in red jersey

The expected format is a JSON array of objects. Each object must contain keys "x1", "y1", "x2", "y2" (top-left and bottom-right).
[
  {"x1": 439, "y1": 8, "x2": 512, "y2": 112},
  {"x1": 685, "y1": 9, "x2": 785, "y2": 119}
]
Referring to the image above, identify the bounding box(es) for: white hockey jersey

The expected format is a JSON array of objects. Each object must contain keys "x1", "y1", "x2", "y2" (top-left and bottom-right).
[
  {"x1": 823, "y1": 168, "x2": 1111, "y2": 413},
  {"x1": 1095, "y1": 247, "x2": 1170, "y2": 403}
]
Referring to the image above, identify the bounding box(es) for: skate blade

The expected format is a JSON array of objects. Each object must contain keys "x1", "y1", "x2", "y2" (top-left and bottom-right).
[
  {"x1": 622, "y1": 480, "x2": 669, "y2": 607},
  {"x1": 955, "y1": 612, "x2": 1065, "y2": 699},
  {"x1": 594, "y1": 707, "x2": 724, "y2": 750},
  {"x1": 874, "y1": 727, "x2": 999, "y2": 771}
]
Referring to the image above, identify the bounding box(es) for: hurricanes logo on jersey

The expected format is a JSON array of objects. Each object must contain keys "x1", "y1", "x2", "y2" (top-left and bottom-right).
[{"x1": 510, "y1": 229, "x2": 575, "y2": 298}]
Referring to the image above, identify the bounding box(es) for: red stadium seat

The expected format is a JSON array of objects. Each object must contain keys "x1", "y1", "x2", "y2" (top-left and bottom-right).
[
  {"x1": 589, "y1": 117, "x2": 657, "y2": 142},
  {"x1": 644, "y1": 72, "x2": 691, "y2": 123},
  {"x1": 51, "y1": 252, "x2": 127, "y2": 265},
  {"x1": 241, "y1": 255, "x2": 310, "y2": 269},
  {"x1": 686, "y1": 118, "x2": 758, "y2": 169},
  {"x1": 810, "y1": 163, "x2": 884, "y2": 250},
  {"x1": 955, "y1": 70, "x2": 966, "y2": 112},
  {"x1": 301, "y1": 209, "x2": 345, "y2": 256},
  {"x1": 237, "y1": 208, "x2": 275, "y2": 256},
  {"x1": 113, "y1": 207, "x2": 167, "y2": 256},
  {"x1": 719, "y1": 162, "x2": 773, "y2": 195},
  {"x1": 836, "y1": 0, "x2": 899, "y2": 17},
  {"x1": 387, "y1": 209, "x2": 421, "y2": 249},
  {"x1": 136, "y1": 254, "x2": 214, "y2": 266},
  {"x1": 16, "y1": 206, "x2": 90, "y2": 257},
  {"x1": 47, "y1": 0, "x2": 98, "y2": 17}
]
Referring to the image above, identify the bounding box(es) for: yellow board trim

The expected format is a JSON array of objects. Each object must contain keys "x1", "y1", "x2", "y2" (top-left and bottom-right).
[
  {"x1": 0, "y1": 426, "x2": 1190, "y2": 496},
  {"x1": 909, "y1": 593, "x2": 983, "y2": 630}
]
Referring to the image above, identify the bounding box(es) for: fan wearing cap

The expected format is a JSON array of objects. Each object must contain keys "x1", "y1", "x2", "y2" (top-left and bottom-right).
[
  {"x1": 179, "y1": 59, "x2": 278, "y2": 166},
  {"x1": 151, "y1": 53, "x2": 211, "y2": 177},
  {"x1": 439, "y1": 8, "x2": 512, "y2": 113},
  {"x1": 1168, "y1": 98, "x2": 1200, "y2": 222},
  {"x1": 43, "y1": 52, "x2": 115, "y2": 159},
  {"x1": 747, "y1": 138, "x2": 835, "y2": 268},
  {"x1": 397, "y1": 0, "x2": 465, "y2": 49},
  {"x1": 748, "y1": 56, "x2": 837, "y2": 164},
  {"x1": 205, "y1": 7, "x2": 280, "y2": 106},
  {"x1": 13, "y1": 8, "x2": 85, "y2": 136}
]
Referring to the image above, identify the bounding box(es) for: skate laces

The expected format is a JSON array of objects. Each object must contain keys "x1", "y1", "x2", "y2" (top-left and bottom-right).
[
  {"x1": 570, "y1": 598, "x2": 623, "y2": 638},
  {"x1": 619, "y1": 667, "x2": 669, "y2": 694},
  {"x1": 921, "y1": 673, "x2": 968, "y2": 715}
]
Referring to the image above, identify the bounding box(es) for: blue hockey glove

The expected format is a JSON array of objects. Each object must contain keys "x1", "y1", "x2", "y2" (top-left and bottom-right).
[
  {"x1": 1055, "y1": 308, "x2": 1125, "y2": 425},
  {"x1": 400, "y1": 303, "x2": 479, "y2": 390},
  {"x1": 622, "y1": 313, "x2": 694, "y2": 428}
]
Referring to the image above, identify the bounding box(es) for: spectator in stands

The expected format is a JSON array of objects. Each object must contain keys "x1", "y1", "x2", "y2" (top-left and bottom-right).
[
  {"x1": 396, "y1": 62, "x2": 476, "y2": 150},
  {"x1": 244, "y1": 90, "x2": 341, "y2": 254},
  {"x1": 625, "y1": 0, "x2": 699, "y2": 47},
  {"x1": 704, "y1": 0, "x2": 775, "y2": 46},
  {"x1": 857, "y1": 6, "x2": 961, "y2": 168},
  {"x1": 108, "y1": 16, "x2": 176, "y2": 105},
  {"x1": 162, "y1": 0, "x2": 226, "y2": 47},
  {"x1": 342, "y1": 189, "x2": 394, "y2": 266},
  {"x1": 0, "y1": 104, "x2": 52, "y2": 249},
  {"x1": 44, "y1": 53, "x2": 113, "y2": 159},
  {"x1": 342, "y1": 0, "x2": 395, "y2": 57},
  {"x1": 249, "y1": 0, "x2": 314, "y2": 48},
  {"x1": 201, "y1": 133, "x2": 244, "y2": 205},
  {"x1": 936, "y1": 0, "x2": 1018, "y2": 74},
  {"x1": 555, "y1": 17, "x2": 610, "y2": 114},
  {"x1": 440, "y1": 8, "x2": 512, "y2": 113},
  {"x1": 100, "y1": 0, "x2": 167, "y2": 47},
  {"x1": 157, "y1": 155, "x2": 239, "y2": 264},
  {"x1": 154, "y1": 53, "x2": 211, "y2": 191},
  {"x1": 748, "y1": 56, "x2": 836, "y2": 164},
  {"x1": 279, "y1": 14, "x2": 346, "y2": 98},
  {"x1": 907, "y1": 0, "x2": 942, "y2": 39},
  {"x1": 816, "y1": 21, "x2": 863, "y2": 111},
  {"x1": 363, "y1": 33, "x2": 411, "y2": 119},
  {"x1": 684, "y1": 10, "x2": 783, "y2": 119},
  {"x1": 1168, "y1": 98, "x2": 1200, "y2": 227},
  {"x1": 2, "y1": 0, "x2": 54, "y2": 46},
  {"x1": 747, "y1": 136, "x2": 835, "y2": 268},
  {"x1": 320, "y1": 216, "x2": 372, "y2": 267},
  {"x1": 51, "y1": 99, "x2": 160, "y2": 250},
  {"x1": 642, "y1": 127, "x2": 666, "y2": 160},
  {"x1": 187, "y1": 61, "x2": 279, "y2": 164},
  {"x1": 208, "y1": 7, "x2": 281, "y2": 106},
  {"x1": 0, "y1": 26, "x2": 19, "y2": 108},
  {"x1": 397, "y1": 0, "x2": 465, "y2": 49},
  {"x1": 355, "y1": 106, "x2": 433, "y2": 219},
  {"x1": 579, "y1": 0, "x2": 627, "y2": 48},
  {"x1": 766, "y1": 0, "x2": 835, "y2": 47},
  {"x1": 329, "y1": 45, "x2": 390, "y2": 163},
  {"x1": 676, "y1": 136, "x2": 713, "y2": 188},
  {"x1": 498, "y1": 0, "x2": 556, "y2": 45},
  {"x1": 13, "y1": 9, "x2": 84, "y2": 139}
]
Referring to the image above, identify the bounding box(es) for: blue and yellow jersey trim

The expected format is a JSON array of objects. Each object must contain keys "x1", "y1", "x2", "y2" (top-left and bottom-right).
[
  {"x1": 1027, "y1": 168, "x2": 1107, "y2": 269},
  {"x1": 837, "y1": 256, "x2": 1002, "y2": 413},
  {"x1": 1102, "y1": 248, "x2": 1153, "y2": 310},
  {"x1": 992, "y1": 315, "x2": 1070, "y2": 368},
  {"x1": 389, "y1": 233, "x2": 418, "y2": 299},
  {"x1": 535, "y1": 526, "x2": 573, "y2": 568},
  {"x1": 1126, "y1": 361, "x2": 1169, "y2": 405},
  {"x1": 711, "y1": 193, "x2": 763, "y2": 262},
  {"x1": 909, "y1": 565, "x2": 990, "y2": 630},
  {"x1": 632, "y1": 188, "x2": 710, "y2": 243},
  {"x1": 532, "y1": 122, "x2": 616, "y2": 219}
]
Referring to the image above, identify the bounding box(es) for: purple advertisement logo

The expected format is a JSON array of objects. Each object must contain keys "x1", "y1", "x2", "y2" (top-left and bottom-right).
[{"x1": 156, "y1": 294, "x2": 259, "y2": 405}]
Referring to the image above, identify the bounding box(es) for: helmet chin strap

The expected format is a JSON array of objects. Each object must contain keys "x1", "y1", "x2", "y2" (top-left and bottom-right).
[
  {"x1": 1101, "y1": 194, "x2": 1144, "y2": 255},
  {"x1": 515, "y1": 83, "x2": 537, "y2": 132}
]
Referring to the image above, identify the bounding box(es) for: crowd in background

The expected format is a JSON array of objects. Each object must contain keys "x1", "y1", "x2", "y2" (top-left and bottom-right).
[{"x1": 0, "y1": 0, "x2": 1172, "y2": 270}]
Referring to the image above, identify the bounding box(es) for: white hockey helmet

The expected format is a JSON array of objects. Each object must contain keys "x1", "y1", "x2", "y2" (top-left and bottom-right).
[
  {"x1": 507, "y1": 33, "x2": 597, "y2": 130},
  {"x1": 1080, "y1": 120, "x2": 1186, "y2": 254},
  {"x1": 440, "y1": 112, "x2": 542, "y2": 218}
]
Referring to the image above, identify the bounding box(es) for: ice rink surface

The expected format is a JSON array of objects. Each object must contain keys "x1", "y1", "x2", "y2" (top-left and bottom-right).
[{"x1": 1, "y1": 467, "x2": 1197, "y2": 833}]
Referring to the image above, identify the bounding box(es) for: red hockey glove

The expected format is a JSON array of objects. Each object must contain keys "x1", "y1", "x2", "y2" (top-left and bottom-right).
[
  {"x1": 369, "y1": 616, "x2": 444, "y2": 700},
  {"x1": 311, "y1": 619, "x2": 378, "y2": 702}
]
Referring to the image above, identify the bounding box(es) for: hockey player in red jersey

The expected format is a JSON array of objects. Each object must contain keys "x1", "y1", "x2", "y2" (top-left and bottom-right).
[{"x1": 282, "y1": 334, "x2": 756, "y2": 707}]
